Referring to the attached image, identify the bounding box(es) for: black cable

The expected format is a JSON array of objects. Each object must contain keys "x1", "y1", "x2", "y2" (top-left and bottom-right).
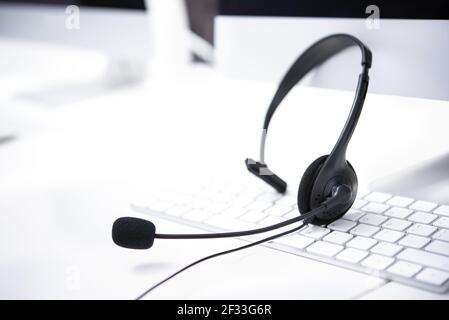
[
  {"x1": 155, "y1": 206, "x2": 318, "y2": 239},
  {"x1": 135, "y1": 223, "x2": 308, "y2": 300}
]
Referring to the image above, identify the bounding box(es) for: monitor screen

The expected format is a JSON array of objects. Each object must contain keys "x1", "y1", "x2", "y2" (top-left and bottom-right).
[
  {"x1": 0, "y1": 0, "x2": 145, "y2": 10},
  {"x1": 216, "y1": 0, "x2": 449, "y2": 100},
  {"x1": 219, "y1": 0, "x2": 448, "y2": 19}
]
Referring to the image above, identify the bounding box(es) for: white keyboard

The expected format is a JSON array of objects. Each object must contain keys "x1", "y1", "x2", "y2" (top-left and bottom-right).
[{"x1": 130, "y1": 178, "x2": 449, "y2": 293}]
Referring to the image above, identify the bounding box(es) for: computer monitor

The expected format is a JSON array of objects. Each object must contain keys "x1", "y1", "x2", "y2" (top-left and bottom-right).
[
  {"x1": 0, "y1": 1, "x2": 151, "y2": 81},
  {"x1": 215, "y1": 0, "x2": 449, "y2": 202},
  {"x1": 215, "y1": 0, "x2": 449, "y2": 101}
]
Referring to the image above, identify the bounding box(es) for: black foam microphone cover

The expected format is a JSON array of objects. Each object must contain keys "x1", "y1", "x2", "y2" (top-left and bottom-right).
[{"x1": 112, "y1": 217, "x2": 156, "y2": 249}]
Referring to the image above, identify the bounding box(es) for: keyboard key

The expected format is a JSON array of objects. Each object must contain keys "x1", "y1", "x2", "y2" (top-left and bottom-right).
[
  {"x1": 432, "y1": 229, "x2": 449, "y2": 242},
  {"x1": 347, "y1": 236, "x2": 377, "y2": 250},
  {"x1": 406, "y1": 223, "x2": 437, "y2": 237},
  {"x1": 416, "y1": 268, "x2": 449, "y2": 286},
  {"x1": 386, "y1": 196, "x2": 415, "y2": 208},
  {"x1": 221, "y1": 182, "x2": 247, "y2": 195},
  {"x1": 399, "y1": 234, "x2": 431, "y2": 249},
  {"x1": 246, "y1": 201, "x2": 273, "y2": 212},
  {"x1": 213, "y1": 192, "x2": 237, "y2": 203},
  {"x1": 374, "y1": 229, "x2": 405, "y2": 243},
  {"x1": 221, "y1": 206, "x2": 247, "y2": 218},
  {"x1": 359, "y1": 213, "x2": 388, "y2": 226},
  {"x1": 265, "y1": 205, "x2": 294, "y2": 217},
  {"x1": 204, "y1": 202, "x2": 229, "y2": 214},
  {"x1": 382, "y1": 218, "x2": 412, "y2": 231},
  {"x1": 371, "y1": 242, "x2": 403, "y2": 257},
  {"x1": 364, "y1": 192, "x2": 392, "y2": 203},
  {"x1": 433, "y1": 217, "x2": 449, "y2": 229},
  {"x1": 306, "y1": 241, "x2": 343, "y2": 257},
  {"x1": 384, "y1": 207, "x2": 413, "y2": 219},
  {"x1": 195, "y1": 188, "x2": 219, "y2": 199},
  {"x1": 239, "y1": 188, "x2": 265, "y2": 199},
  {"x1": 275, "y1": 195, "x2": 297, "y2": 207},
  {"x1": 409, "y1": 200, "x2": 438, "y2": 212},
  {"x1": 361, "y1": 254, "x2": 395, "y2": 270},
  {"x1": 189, "y1": 198, "x2": 211, "y2": 209},
  {"x1": 398, "y1": 249, "x2": 449, "y2": 272},
  {"x1": 323, "y1": 231, "x2": 353, "y2": 245},
  {"x1": 342, "y1": 209, "x2": 365, "y2": 221},
  {"x1": 388, "y1": 261, "x2": 422, "y2": 278},
  {"x1": 361, "y1": 202, "x2": 390, "y2": 214},
  {"x1": 165, "y1": 205, "x2": 191, "y2": 216},
  {"x1": 283, "y1": 210, "x2": 299, "y2": 219},
  {"x1": 232, "y1": 196, "x2": 255, "y2": 207},
  {"x1": 352, "y1": 199, "x2": 368, "y2": 209},
  {"x1": 425, "y1": 240, "x2": 449, "y2": 257},
  {"x1": 408, "y1": 212, "x2": 438, "y2": 224},
  {"x1": 184, "y1": 209, "x2": 213, "y2": 222},
  {"x1": 336, "y1": 248, "x2": 369, "y2": 263},
  {"x1": 205, "y1": 215, "x2": 258, "y2": 231},
  {"x1": 327, "y1": 219, "x2": 356, "y2": 232},
  {"x1": 258, "y1": 215, "x2": 287, "y2": 227},
  {"x1": 256, "y1": 191, "x2": 282, "y2": 202},
  {"x1": 357, "y1": 189, "x2": 370, "y2": 198},
  {"x1": 274, "y1": 234, "x2": 314, "y2": 249},
  {"x1": 434, "y1": 205, "x2": 449, "y2": 217},
  {"x1": 350, "y1": 224, "x2": 380, "y2": 237},
  {"x1": 300, "y1": 225, "x2": 331, "y2": 239},
  {"x1": 240, "y1": 211, "x2": 267, "y2": 223}
]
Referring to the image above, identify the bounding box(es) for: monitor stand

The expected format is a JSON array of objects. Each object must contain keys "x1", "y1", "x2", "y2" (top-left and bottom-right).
[{"x1": 369, "y1": 152, "x2": 449, "y2": 205}]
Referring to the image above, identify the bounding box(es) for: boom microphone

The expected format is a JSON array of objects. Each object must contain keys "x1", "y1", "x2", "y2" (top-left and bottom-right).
[
  {"x1": 112, "y1": 217, "x2": 156, "y2": 249},
  {"x1": 112, "y1": 185, "x2": 352, "y2": 250}
]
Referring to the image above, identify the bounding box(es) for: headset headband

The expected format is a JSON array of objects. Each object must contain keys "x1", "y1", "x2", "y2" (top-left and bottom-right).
[{"x1": 250, "y1": 34, "x2": 372, "y2": 193}]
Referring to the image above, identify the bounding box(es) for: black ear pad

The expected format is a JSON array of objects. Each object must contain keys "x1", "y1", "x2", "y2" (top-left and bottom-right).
[
  {"x1": 297, "y1": 155, "x2": 329, "y2": 214},
  {"x1": 298, "y1": 155, "x2": 357, "y2": 225}
]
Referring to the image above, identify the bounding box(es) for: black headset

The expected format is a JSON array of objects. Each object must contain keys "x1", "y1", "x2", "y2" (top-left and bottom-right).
[
  {"x1": 246, "y1": 33, "x2": 372, "y2": 226},
  {"x1": 112, "y1": 34, "x2": 372, "y2": 251}
]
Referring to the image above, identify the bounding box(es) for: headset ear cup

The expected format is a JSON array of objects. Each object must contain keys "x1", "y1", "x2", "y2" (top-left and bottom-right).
[
  {"x1": 347, "y1": 160, "x2": 356, "y2": 179},
  {"x1": 297, "y1": 155, "x2": 329, "y2": 214}
]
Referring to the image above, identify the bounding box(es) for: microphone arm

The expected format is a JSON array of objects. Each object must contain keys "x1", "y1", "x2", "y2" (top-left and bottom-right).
[
  {"x1": 155, "y1": 185, "x2": 351, "y2": 240},
  {"x1": 155, "y1": 209, "x2": 315, "y2": 239}
]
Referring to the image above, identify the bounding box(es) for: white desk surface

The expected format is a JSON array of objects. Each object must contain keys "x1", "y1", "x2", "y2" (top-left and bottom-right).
[{"x1": 1, "y1": 39, "x2": 449, "y2": 299}]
